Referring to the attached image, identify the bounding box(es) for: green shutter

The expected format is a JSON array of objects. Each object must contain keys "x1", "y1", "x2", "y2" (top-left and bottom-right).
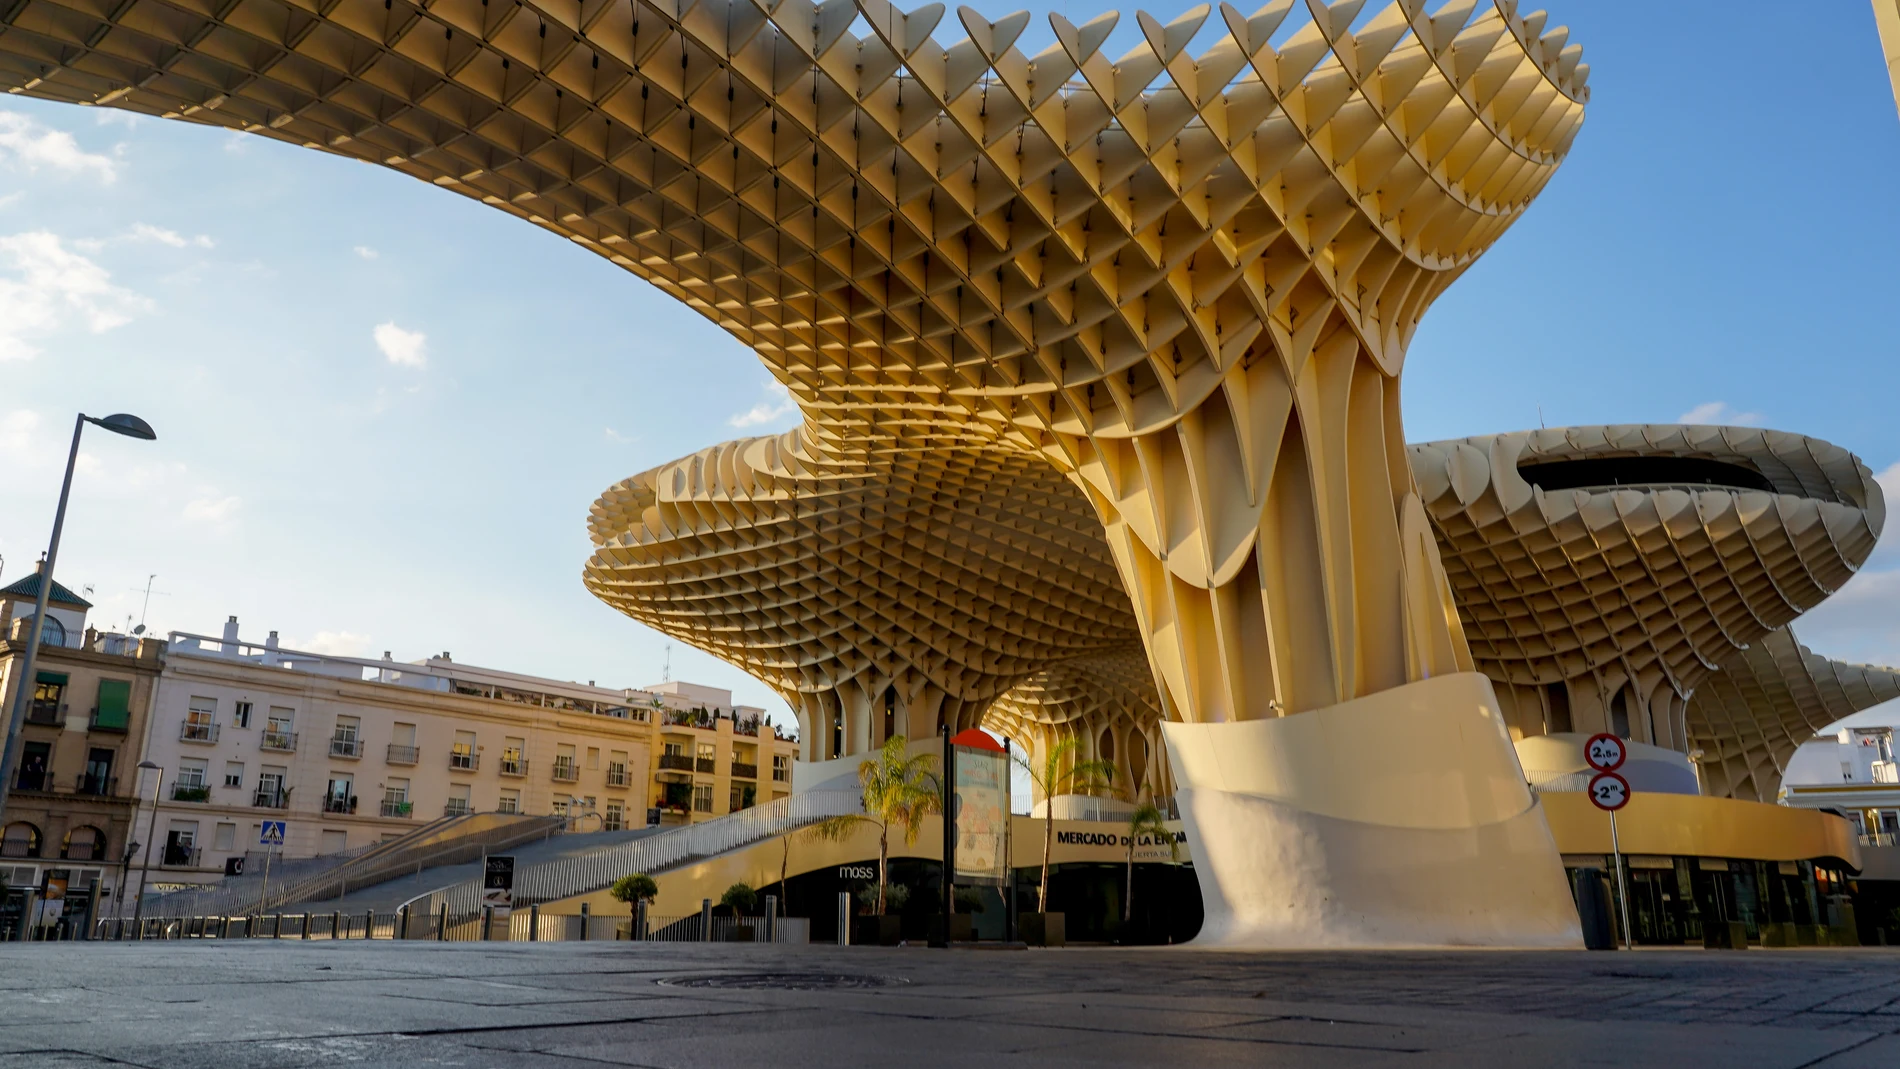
[
  {"x1": 93, "y1": 679, "x2": 131, "y2": 731},
  {"x1": 35, "y1": 671, "x2": 69, "y2": 686}
]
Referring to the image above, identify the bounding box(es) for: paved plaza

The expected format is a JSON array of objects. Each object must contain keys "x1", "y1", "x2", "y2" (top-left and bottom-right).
[{"x1": 1, "y1": 942, "x2": 1899, "y2": 1067}]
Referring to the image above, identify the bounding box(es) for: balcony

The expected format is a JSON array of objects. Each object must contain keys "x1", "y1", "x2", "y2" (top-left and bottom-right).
[
  {"x1": 499, "y1": 757, "x2": 527, "y2": 777},
  {"x1": 443, "y1": 799, "x2": 472, "y2": 818},
  {"x1": 381, "y1": 744, "x2": 418, "y2": 765},
  {"x1": 180, "y1": 720, "x2": 219, "y2": 744},
  {"x1": 695, "y1": 757, "x2": 716, "y2": 774},
  {"x1": 380, "y1": 799, "x2": 414, "y2": 819},
  {"x1": 448, "y1": 750, "x2": 478, "y2": 772},
  {"x1": 25, "y1": 702, "x2": 62, "y2": 726},
  {"x1": 329, "y1": 736, "x2": 362, "y2": 759},
  {"x1": 729, "y1": 762, "x2": 758, "y2": 780},
  {"x1": 657, "y1": 754, "x2": 694, "y2": 772},
  {"x1": 76, "y1": 773, "x2": 118, "y2": 796},
  {"x1": 253, "y1": 788, "x2": 289, "y2": 809},
  {"x1": 12, "y1": 769, "x2": 49, "y2": 792},
  {"x1": 162, "y1": 845, "x2": 201, "y2": 867},
  {"x1": 1874, "y1": 761, "x2": 1899, "y2": 785},
  {"x1": 551, "y1": 759, "x2": 579, "y2": 783},
  {"x1": 606, "y1": 765, "x2": 629, "y2": 787},
  {"x1": 260, "y1": 730, "x2": 298, "y2": 753},
  {"x1": 322, "y1": 795, "x2": 358, "y2": 815},
  {"x1": 172, "y1": 783, "x2": 211, "y2": 802}
]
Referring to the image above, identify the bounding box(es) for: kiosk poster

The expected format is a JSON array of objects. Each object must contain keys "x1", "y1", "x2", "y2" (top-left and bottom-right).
[{"x1": 952, "y1": 734, "x2": 1009, "y2": 886}]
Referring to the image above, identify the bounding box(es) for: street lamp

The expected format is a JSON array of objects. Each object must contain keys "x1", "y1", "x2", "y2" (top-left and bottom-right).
[
  {"x1": 0, "y1": 413, "x2": 156, "y2": 833},
  {"x1": 130, "y1": 759, "x2": 163, "y2": 939}
]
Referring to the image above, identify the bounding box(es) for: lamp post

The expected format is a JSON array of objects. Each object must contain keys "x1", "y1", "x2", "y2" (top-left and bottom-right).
[
  {"x1": 0, "y1": 413, "x2": 157, "y2": 834},
  {"x1": 130, "y1": 759, "x2": 163, "y2": 938}
]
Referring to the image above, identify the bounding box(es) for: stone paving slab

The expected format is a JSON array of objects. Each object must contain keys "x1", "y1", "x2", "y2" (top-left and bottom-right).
[{"x1": 1, "y1": 942, "x2": 1899, "y2": 1067}]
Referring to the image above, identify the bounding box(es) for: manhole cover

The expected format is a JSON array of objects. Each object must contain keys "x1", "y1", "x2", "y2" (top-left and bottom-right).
[{"x1": 659, "y1": 972, "x2": 904, "y2": 991}]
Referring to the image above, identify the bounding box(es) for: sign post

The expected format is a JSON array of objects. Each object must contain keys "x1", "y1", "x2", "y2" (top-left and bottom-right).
[
  {"x1": 1584, "y1": 734, "x2": 1634, "y2": 950},
  {"x1": 257, "y1": 820, "x2": 286, "y2": 915},
  {"x1": 483, "y1": 855, "x2": 516, "y2": 939}
]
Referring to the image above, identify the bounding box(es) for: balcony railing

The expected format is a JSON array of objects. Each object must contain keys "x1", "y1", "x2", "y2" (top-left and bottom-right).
[
  {"x1": 77, "y1": 773, "x2": 118, "y2": 796},
  {"x1": 171, "y1": 783, "x2": 210, "y2": 802},
  {"x1": 730, "y1": 762, "x2": 758, "y2": 780},
  {"x1": 551, "y1": 759, "x2": 579, "y2": 783},
  {"x1": 12, "y1": 770, "x2": 49, "y2": 792},
  {"x1": 1873, "y1": 761, "x2": 1899, "y2": 785},
  {"x1": 496, "y1": 799, "x2": 520, "y2": 815},
  {"x1": 381, "y1": 799, "x2": 414, "y2": 818},
  {"x1": 657, "y1": 754, "x2": 694, "y2": 772},
  {"x1": 253, "y1": 788, "x2": 290, "y2": 809},
  {"x1": 162, "y1": 845, "x2": 201, "y2": 867},
  {"x1": 329, "y1": 736, "x2": 362, "y2": 758},
  {"x1": 25, "y1": 703, "x2": 62, "y2": 726},
  {"x1": 323, "y1": 795, "x2": 358, "y2": 815},
  {"x1": 180, "y1": 720, "x2": 219, "y2": 744},
  {"x1": 1859, "y1": 831, "x2": 1898, "y2": 848},
  {"x1": 443, "y1": 800, "x2": 472, "y2": 817},
  {"x1": 695, "y1": 757, "x2": 716, "y2": 774},
  {"x1": 499, "y1": 757, "x2": 527, "y2": 777},
  {"x1": 606, "y1": 765, "x2": 629, "y2": 787},
  {"x1": 260, "y1": 730, "x2": 298, "y2": 752},
  {"x1": 448, "y1": 751, "x2": 478, "y2": 771},
  {"x1": 387, "y1": 744, "x2": 420, "y2": 765}
]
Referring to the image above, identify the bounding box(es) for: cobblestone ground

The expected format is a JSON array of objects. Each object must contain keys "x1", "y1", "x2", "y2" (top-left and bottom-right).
[{"x1": 2, "y1": 941, "x2": 1898, "y2": 1067}]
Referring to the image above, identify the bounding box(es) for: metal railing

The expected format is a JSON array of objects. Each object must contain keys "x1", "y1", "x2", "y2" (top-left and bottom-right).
[
  {"x1": 26, "y1": 702, "x2": 62, "y2": 725},
  {"x1": 404, "y1": 789, "x2": 861, "y2": 919},
  {"x1": 76, "y1": 773, "x2": 118, "y2": 796},
  {"x1": 329, "y1": 736, "x2": 362, "y2": 758},
  {"x1": 500, "y1": 757, "x2": 527, "y2": 777},
  {"x1": 444, "y1": 800, "x2": 471, "y2": 817},
  {"x1": 260, "y1": 730, "x2": 298, "y2": 752},
  {"x1": 448, "y1": 750, "x2": 477, "y2": 771},
  {"x1": 551, "y1": 759, "x2": 579, "y2": 782},
  {"x1": 180, "y1": 720, "x2": 219, "y2": 743},
  {"x1": 95, "y1": 906, "x2": 803, "y2": 944},
  {"x1": 658, "y1": 754, "x2": 694, "y2": 772},
  {"x1": 606, "y1": 765, "x2": 629, "y2": 787},
  {"x1": 695, "y1": 757, "x2": 716, "y2": 773},
  {"x1": 730, "y1": 762, "x2": 758, "y2": 780},
  {"x1": 388, "y1": 744, "x2": 420, "y2": 765},
  {"x1": 381, "y1": 799, "x2": 414, "y2": 818},
  {"x1": 253, "y1": 788, "x2": 290, "y2": 809},
  {"x1": 323, "y1": 796, "x2": 358, "y2": 815},
  {"x1": 171, "y1": 783, "x2": 211, "y2": 802}
]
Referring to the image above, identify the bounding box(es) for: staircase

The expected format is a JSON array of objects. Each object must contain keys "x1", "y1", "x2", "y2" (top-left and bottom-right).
[{"x1": 402, "y1": 789, "x2": 861, "y2": 917}]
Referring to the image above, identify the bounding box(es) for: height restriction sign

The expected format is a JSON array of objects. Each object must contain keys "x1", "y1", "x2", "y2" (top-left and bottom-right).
[
  {"x1": 1588, "y1": 771, "x2": 1631, "y2": 812},
  {"x1": 1583, "y1": 733, "x2": 1627, "y2": 773}
]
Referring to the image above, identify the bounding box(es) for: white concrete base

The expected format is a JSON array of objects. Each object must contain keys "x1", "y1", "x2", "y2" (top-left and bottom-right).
[{"x1": 1163, "y1": 673, "x2": 1582, "y2": 949}]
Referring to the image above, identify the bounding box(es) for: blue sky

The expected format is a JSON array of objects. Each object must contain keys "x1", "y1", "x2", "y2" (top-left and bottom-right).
[{"x1": 2, "y1": 0, "x2": 1898, "y2": 743}]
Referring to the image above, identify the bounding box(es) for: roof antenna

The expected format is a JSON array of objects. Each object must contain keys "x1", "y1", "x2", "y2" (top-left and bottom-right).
[
  {"x1": 1537, "y1": 404, "x2": 1546, "y2": 430},
  {"x1": 663, "y1": 643, "x2": 673, "y2": 683}
]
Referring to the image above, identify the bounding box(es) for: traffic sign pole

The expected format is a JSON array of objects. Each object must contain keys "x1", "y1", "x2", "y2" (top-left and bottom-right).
[
  {"x1": 1609, "y1": 808, "x2": 1632, "y2": 951},
  {"x1": 1585, "y1": 762, "x2": 1634, "y2": 951}
]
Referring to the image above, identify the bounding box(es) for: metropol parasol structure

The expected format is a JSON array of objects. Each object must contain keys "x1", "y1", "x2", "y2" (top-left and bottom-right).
[{"x1": 8, "y1": 0, "x2": 1895, "y2": 945}]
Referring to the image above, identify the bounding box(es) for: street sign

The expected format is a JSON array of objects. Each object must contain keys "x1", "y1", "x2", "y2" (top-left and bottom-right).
[
  {"x1": 483, "y1": 855, "x2": 516, "y2": 914},
  {"x1": 1583, "y1": 733, "x2": 1627, "y2": 773},
  {"x1": 259, "y1": 820, "x2": 286, "y2": 846},
  {"x1": 1588, "y1": 771, "x2": 1631, "y2": 812}
]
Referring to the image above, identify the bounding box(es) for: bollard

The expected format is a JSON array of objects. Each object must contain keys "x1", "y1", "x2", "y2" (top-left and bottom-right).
[
  {"x1": 635, "y1": 898, "x2": 648, "y2": 942},
  {"x1": 700, "y1": 898, "x2": 712, "y2": 943},
  {"x1": 529, "y1": 903, "x2": 539, "y2": 942},
  {"x1": 302, "y1": 912, "x2": 312, "y2": 940},
  {"x1": 483, "y1": 906, "x2": 493, "y2": 941},
  {"x1": 275, "y1": 914, "x2": 285, "y2": 939},
  {"x1": 437, "y1": 904, "x2": 447, "y2": 942},
  {"x1": 579, "y1": 902, "x2": 589, "y2": 942},
  {"x1": 332, "y1": 911, "x2": 341, "y2": 940},
  {"x1": 764, "y1": 895, "x2": 778, "y2": 944},
  {"x1": 837, "y1": 892, "x2": 851, "y2": 946},
  {"x1": 400, "y1": 905, "x2": 410, "y2": 940},
  {"x1": 365, "y1": 910, "x2": 374, "y2": 939}
]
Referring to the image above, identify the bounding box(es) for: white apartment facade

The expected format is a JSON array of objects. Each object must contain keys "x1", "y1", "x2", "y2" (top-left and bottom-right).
[
  {"x1": 1783, "y1": 716, "x2": 1900, "y2": 847},
  {"x1": 131, "y1": 618, "x2": 792, "y2": 890}
]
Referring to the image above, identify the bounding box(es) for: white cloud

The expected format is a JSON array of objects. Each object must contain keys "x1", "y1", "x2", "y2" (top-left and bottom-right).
[
  {"x1": 373, "y1": 321, "x2": 427, "y2": 368},
  {"x1": 127, "y1": 223, "x2": 214, "y2": 249},
  {"x1": 293, "y1": 630, "x2": 374, "y2": 657},
  {"x1": 182, "y1": 495, "x2": 242, "y2": 526},
  {"x1": 604, "y1": 427, "x2": 635, "y2": 444},
  {"x1": 0, "y1": 230, "x2": 154, "y2": 361},
  {"x1": 0, "y1": 409, "x2": 40, "y2": 454},
  {"x1": 353, "y1": 246, "x2": 378, "y2": 260},
  {"x1": 1677, "y1": 401, "x2": 1765, "y2": 427},
  {"x1": 729, "y1": 380, "x2": 799, "y2": 428},
  {"x1": 0, "y1": 110, "x2": 117, "y2": 182}
]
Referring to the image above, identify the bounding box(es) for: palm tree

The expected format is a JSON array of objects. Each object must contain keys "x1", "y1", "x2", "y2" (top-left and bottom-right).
[
  {"x1": 1122, "y1": 799, "x2": 1178, "y2": 926},
  {"x1": 1015, "y1": 736, "x2": 1116, "y2": 913},
  {"x1": 806, "y1": 734, "x2": 940, "y2": 915}
]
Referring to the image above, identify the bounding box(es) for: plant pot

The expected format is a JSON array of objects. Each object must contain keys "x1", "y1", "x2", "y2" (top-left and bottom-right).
[
  {"x1": 925, "y1": 914, "x2": 976, "y2": 944},
  {"x1": 1761, "y1": 922, "x2": 1798, "y2": 948},
  {"x1": 1702, "y1": 920, "x2": 1747, "y2": 949},
  {"x1": 728, "y1": 925, "x2": 755, "y2": 943},
  {"x1": 852, "y1": 915, "x2": 901, "y2": 946},
  {"x1": 1019, "y1": 911, "x2": 1064, "y2": 947}
]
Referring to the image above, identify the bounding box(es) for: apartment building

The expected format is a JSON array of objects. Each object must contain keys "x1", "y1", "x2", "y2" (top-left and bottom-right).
[
  {"x1": 0, "y1": 566, "x2": 162, "y2": 933},
  {"x1": 645, "y1": 681, "x2": 796, "y2": 825},
  {"x1": 130, "y1": 619, "x2": 798, "y2": 890}
]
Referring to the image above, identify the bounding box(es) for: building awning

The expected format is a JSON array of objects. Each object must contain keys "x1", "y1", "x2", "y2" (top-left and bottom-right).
[{"x1": 35, "y1": 671, "x2": 68, "y2": 686}]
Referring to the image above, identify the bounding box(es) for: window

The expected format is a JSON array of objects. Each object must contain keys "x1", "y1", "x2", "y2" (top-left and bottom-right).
[
  {"x1": 62, "y1": 825, "x2": 106, "y2": 861},
  {"x1": 233, "y1": 701, "x2": 252, "y2": 728},
  {"x1": 319, "y1": 829, "x2": 348, "y2": 855},
  {"x1": 27, "y1": 614, "x2": 66, "y2": 647},
  {"x1": 501, "y1": 738, "x2": 525, "y2": 776},
  {"x1": 451, "y1": 731, "x2": 478, "y2": 770},
  {"x1": 325, "y1": 776, "x2": 355, "y2": 814},
  {"x1": 497, "y1": 789, "x2": 521, "y2": 815},
  {"x1": 28, "y1": 672, "x2": 65, "y2": 724},
  {"x1": 263, "y1": 708, "x2": 296, "y2": 751},
  {"x1": 730, "y1": 784, "x2": 755, "y2": 812},
  {"x1": 772, "y1": 754, "x2": 789, "y2": 782},
  {"x1": 445, "y1": 784, "x2": 471, "y2": 817},
  {"x1": 163, "y1": 821, "x2": 198, "y2": 865},
  {"x1": 256, "y1": 767, "x2": 287, "y2": 808},
  {"x1": 607, "y1": 750, "x2": 629, "y2": 787},
  {"x1": 586, "y1": 747, "x2": 601, "y2": 770},
  {"x1": 693, "y1": 784, "x2": 714, "y2": 813},
  {"x1": 1, "y1": 822, "x2": 41, "y2": 858},
  {"x1": 92, "y1": 679, "x2": 132, "y2": 731},
  {"x1": 223, "y1": 761, "x2": 245, "y2": 789},
  {"x1": 382, "y1": 778, "x2": 411, "y2": 818},
  {"x1": 553, "y1": 744, "x2": 578, "y2": 781},
  {"x1": 663, "y1": 741, "x2": 686, "y2": 757},
  {"x1": 15, "y1": 741, "x2": 51, "y2": 791},
  {"x1": 81, "y1": 748, "x2": 114, "y2": 795},
  {"x1": 388, "y1": 722, "x2": 420, "y2": 764},
  {"x1": 183, "y1": 696, "x2": 218, "y2": 742},
  {"x1": 331, "y1": 715, "x2": 361, "y2": 757},
  {"x1": 604, "y1": 801, "x2": 625, "y2": 831},
  {"x1": 176, "y1": 759, "x2": 208, "y2": 789},
  {"x1": 188, "y1": 695, "x2": 216, "y2": 722},
  {"x1": 213, "y1": 823, "x2": 237, "y2": 851},
  {"x1": 552, "y1": 794, "x2": 572, "y2": 817}
]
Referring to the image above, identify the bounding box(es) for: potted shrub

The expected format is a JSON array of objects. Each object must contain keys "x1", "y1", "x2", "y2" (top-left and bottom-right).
[
  {"x1": 807, "y1": 735, "x2": 939, "y2": 947},
  {"x1": 721, "y1": 882, "x2": 758, "y2": 941},
  {"x1": 610, "y1": 872, "x2": 658, "y2": 940},
  {"x1": 1014, "y1": 737, "x2": 1115, "y2": 947},
  {"x1": 852, "y1": 884, "x2": 906, "y2": 945}
]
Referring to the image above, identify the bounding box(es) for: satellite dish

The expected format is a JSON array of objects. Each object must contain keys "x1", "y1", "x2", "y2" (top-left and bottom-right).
[{"x1": 132, "y1": 625, "x2": 146, "y2": 636}]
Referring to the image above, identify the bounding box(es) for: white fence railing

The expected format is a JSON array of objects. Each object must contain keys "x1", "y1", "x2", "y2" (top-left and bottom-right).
[{"x1": 404, "y1": 790, "x2": 863, "y2": 918}]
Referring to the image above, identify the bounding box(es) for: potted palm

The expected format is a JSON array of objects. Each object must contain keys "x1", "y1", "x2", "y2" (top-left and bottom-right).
[
  {"x1": 808, "y1": 735, "x2": 939, "y2": 946},
  {"x1": 1121, "y1": 799, "x2": 1179, "y2": 944},
  {"x1": 1015, "y1": 737, "x2": 1115, "y2": 947},
  {"x1": 720, "y1": 882, "x2": 758, "y2": 941},
  {"x1": 610, "y1": 872, "x2": 658, "y2": 940}
]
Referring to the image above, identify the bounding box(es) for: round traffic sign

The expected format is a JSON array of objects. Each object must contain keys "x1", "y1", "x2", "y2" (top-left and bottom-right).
[
  {"x1": 1588, "y1": 771, "x2": 1631, "y2": 812},
  {"x1": 1584, "y1": 733, "x2": 1627, "y2": 772}
]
